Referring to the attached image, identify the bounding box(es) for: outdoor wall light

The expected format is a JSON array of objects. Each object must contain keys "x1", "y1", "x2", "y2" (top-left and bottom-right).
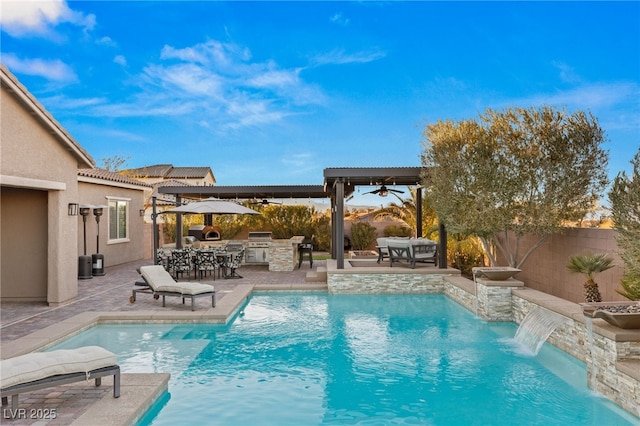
[
  {"x1": 140, "y1": 209, "x2": 146, "y2": 217},
  {"x1": 68, "y1": 203, "x2": 79, "y2": 216}
]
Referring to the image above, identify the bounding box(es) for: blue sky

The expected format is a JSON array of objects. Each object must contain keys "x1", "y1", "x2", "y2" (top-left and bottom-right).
[{"x1": 1, "y1": 1, "x2": 639, "y2": 207}]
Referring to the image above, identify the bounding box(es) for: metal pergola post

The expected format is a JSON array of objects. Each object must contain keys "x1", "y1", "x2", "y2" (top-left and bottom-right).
[
  {"x1": 335, "y1": 178, "x2": 345, "y2": 269},
  {"x1": 416, "y1": 186, "x2": 423, "y2": 238}
]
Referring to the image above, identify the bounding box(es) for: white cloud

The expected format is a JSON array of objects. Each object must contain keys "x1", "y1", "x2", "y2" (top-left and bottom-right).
[
  {"x1": 160, "y1": 40, "x2": 251, "y2": 70},
  {"x1": 142, "y1": 63, "x2": 225, "y2": 99},
  {"x1": 41, "y1": 94, "x2": 106, "y2": 109},
  {"x1": 247, "y1": 68, "x2": 301, "y2": 89},
  {"x1": 32, "y1": 37, "x2": 326, "y2": 131},
  {"x1": 330, "y1": 12, "x2": 350, "y2": 26},
  {"x1": 2, "y1": 53, "x2": 77, "y2": 82},
  {"x1": 97, "y1": 36, "x2": 117, "y2": 47},
  {"x1": 552, "y1": 61, "x2": 582, "y2": 84},
  {"x1": 515, "y1": 82, "x2": 640, "y2": 111},
  {"x1": 0, "y1": 0, "x2": 95, "y2": 37},
  {"x1": 311, "y1": 48, "x2": 386, "y2": 66},
  {"x1": 91, "y1": 39, "x2": 326, "y2": 129},
  {"x1": 113, "y1": 55, "x2": 127, "y2": 66}
]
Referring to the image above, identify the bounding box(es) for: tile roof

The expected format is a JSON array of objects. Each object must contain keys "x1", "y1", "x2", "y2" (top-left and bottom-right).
[
  {"x1": 166, "y1": 167, "x2": 212, "y2": 179},
  {"x1": 78, "y1": 168, "x2": 151, "y2": 187},
  {"x1": 123, "y1": 164, "x2": 173, "y2": 178},
  {"x1": 122, "y1": 164, "x2": 213, "y2": 180}
]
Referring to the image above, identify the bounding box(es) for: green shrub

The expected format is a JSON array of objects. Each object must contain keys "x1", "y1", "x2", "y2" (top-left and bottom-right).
[
  {"x1": 448, "y1": 236, "x2": 486, "y2": 277},
  {"x1": 351, "y1": 222, "x2": 377, "y2": 250},
  {"x1": 161, "y1": 213, "x2": 203, "y2": 243},
  {"x1": 383, "y1": 224, "x2": 412, "y2": 237}
]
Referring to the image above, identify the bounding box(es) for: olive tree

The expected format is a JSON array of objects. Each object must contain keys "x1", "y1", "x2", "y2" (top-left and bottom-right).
[
  {"x1": 608, "y1": 147, "x2": 640, "y2": 300},
  {"x1": 421, "y1": 106, "x2": 609, "y2": 268}
]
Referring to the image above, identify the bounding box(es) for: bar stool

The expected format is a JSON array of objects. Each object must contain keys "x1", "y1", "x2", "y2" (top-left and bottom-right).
[{"x1": 298, "y1": 236, "x2": 314, "y2": 269}]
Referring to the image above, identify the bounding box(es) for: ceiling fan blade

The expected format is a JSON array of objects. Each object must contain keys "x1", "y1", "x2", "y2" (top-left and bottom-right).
[{"x1": 390, "y1": 189, "x2": 405, "y2": 194}]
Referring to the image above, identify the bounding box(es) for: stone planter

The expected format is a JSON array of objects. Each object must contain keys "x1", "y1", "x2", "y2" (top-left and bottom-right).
[
  {"x1": 349, "y1": 250, "x2": 378, "y2": 259},
  {"x1": 580, "y1": 301, "x2": 640, "y2": 329},
  {"x1": 472, "y1": 267, "x2": 521, "y2": 281}
]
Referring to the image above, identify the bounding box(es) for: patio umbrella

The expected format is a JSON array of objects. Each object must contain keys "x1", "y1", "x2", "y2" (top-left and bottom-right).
[
  {"x1": 153, "y1": 198, "x2": 260, "y2": 257},
  {"x1": 162, "y1": 198, "x2": 260, "y2": 215}
]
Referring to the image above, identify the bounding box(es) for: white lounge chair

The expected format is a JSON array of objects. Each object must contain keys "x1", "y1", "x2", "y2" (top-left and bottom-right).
[
  {"x1": 0, "y1": 346, "x2": 120, "y2": 410},
  {"x1": 131, "y1": 265, "x2": 216, "y2": 311},
  {"x1": 376, "y1": 237, "x2": 390, "y2": 263},
  {"x1": 388, "y1": 238, "x2": 438, "y2": 268}
]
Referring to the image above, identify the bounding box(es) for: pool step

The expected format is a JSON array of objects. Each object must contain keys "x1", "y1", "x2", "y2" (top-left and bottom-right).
[{"x1": 305, "y1": 266, "x2": 327, "y2": 283}]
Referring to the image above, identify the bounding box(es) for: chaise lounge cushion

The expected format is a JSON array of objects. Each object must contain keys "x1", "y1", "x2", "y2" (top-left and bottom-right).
[
  {"x1": 140, "y1": 265, "x2": 214, "y2": 295},
  {"x1": 1, "y1": 346, "x2": 116, "y2": 389}
]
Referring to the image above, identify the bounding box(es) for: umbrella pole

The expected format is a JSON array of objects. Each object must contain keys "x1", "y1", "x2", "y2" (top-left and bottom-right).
[
  {"x1": 152, "y1": 196, "x2": 159, "y2": 265},
  {"x1": 176, "y1": 196, "x2": 183, "y2": 249}
]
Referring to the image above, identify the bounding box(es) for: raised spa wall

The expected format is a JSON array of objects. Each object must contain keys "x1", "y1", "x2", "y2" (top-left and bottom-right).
[{"x1": 326, "y1": 261, "x2": 640, "y2": 418}]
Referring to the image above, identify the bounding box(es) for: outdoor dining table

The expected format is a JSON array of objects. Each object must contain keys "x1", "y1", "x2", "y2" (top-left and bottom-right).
[{"x1": 157, "y1": 247, "x2": 235, "y2": 280}]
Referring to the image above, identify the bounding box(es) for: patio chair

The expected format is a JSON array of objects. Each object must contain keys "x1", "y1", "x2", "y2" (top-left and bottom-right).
[
  {"x1": 298, "y1": 235, "x2": 314, "y2": 269},
  {"x1": 130, "y1": 265, "x2": 215, "y2": 311},
  {"x1": 195, "y1": 249, "x2": 219, "y2": 280},
  {"x1": 225, "y1": 248, "x2": 245, "y2": 279},
  {"x1": 376, "y1": 237, "x2": 390, "y2": 263},
  {"x1": 0, "y1": 346, "x2": 120, "y2": 410},
  {"x1": 171, "y1": 249, "x2": 192, "y2": 280},
  {"x1": 156, "y1": 247, "x2": 173, "y2": 273}
]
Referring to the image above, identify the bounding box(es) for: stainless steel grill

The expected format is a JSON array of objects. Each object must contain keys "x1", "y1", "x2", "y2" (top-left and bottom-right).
[
  {"x1": 247, "y1": 232, "x2": 272, "y2": 243},
  {"x1": 246, "y1": 232, "x2": 272, "y2": 264}
]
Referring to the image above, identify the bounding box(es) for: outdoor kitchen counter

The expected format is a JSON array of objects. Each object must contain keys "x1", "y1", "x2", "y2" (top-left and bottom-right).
[{"x1": 269, "y1": 236, "x2": 304, "y2": 272}]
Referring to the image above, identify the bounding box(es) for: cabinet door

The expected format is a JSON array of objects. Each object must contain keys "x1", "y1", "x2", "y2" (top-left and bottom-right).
[{"x1": 246, "y1": 250, "x2": 257, "y2": 262}]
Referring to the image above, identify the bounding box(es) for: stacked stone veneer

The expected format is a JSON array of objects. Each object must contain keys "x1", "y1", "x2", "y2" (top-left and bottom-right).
[
  {"x1": 328, "y1": 271, "x2": 449, "y2": 294},
  {"x1": 326, "y1": 264, "x2": 640, "y2": 419},
  {"x1": 443, "y1": 276, "x2": 476, "y2": 313},
  {"x1": 268, "y1": 239, "x2": 300, "y2": 272},
  {"x1": 475, "y1": 278, "x2": 524, "y2": 321}
]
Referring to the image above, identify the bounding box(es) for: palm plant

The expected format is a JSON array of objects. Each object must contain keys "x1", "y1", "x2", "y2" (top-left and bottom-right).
[
  {"x1": 373, "y1": 187, "x2": 439, "y2": 238},
  {"x1": 567, "y1": 253, "x2": 615, "y2": 302}
]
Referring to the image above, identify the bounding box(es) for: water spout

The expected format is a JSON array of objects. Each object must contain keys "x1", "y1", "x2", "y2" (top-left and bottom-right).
[{"x1": 514, "y1": 307, "x2": 570, "y2": 355}]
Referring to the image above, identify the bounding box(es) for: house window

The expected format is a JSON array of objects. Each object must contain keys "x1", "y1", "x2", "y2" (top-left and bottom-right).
[{"x1": 108, "y1": 198, "x2": 130, "y2": 243}]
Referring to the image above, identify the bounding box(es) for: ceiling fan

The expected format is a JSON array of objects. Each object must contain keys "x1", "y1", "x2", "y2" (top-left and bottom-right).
[
  {"x1": 363, "y1": 185, "x2": 404, "y2": 197},
  {"x1": 250, "y1": 199, "x2": 282, "y2": 206}
]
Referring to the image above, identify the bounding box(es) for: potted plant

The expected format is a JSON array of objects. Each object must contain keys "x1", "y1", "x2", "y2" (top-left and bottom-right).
[
  {"x1": 570, "y1": 252, "x2": 640, "y2": 329},
  {"x1": 567, "y1": 253, "x2": 614, "y2": 303}
]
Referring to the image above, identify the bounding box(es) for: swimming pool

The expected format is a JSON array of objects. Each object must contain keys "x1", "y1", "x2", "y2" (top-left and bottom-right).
[{"x1": 51, "y1": 294, "x2": 636, "y2": 425}]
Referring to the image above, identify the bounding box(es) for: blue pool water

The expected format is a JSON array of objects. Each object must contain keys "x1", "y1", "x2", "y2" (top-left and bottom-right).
[{"x1": 50, "y1": 294, "x2": 637, "y2": 425}]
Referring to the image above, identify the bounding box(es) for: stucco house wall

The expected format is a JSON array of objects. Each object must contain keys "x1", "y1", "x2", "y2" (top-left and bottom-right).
[
  {"x1": 1, "y1": 65, "x2": 94, "y2": 304},
  {"x1": 77, "y1": 176, "x2": 148, "y2": 267}
]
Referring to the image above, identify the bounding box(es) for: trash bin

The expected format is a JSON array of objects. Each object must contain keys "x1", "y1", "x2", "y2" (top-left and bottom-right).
[
  {"x1": 92, "y1": 253, "x2": 105, "y2": 276},
  {"x1": 78, "y1": 255, "x2": 92, "y2": 279}
]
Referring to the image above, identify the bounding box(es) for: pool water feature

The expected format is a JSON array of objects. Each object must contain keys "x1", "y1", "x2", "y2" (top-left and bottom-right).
[
  {"x1": 514, "y1": 306, "x2": 571, "y2": 355},
  {"x1": 50, "y1": 294, "x2": 637, "y2": 425}
]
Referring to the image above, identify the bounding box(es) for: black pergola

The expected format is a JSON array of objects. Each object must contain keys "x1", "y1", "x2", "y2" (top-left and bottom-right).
[{"x1": 158, "y1": 167, "x2": 447, "y2": 269}]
